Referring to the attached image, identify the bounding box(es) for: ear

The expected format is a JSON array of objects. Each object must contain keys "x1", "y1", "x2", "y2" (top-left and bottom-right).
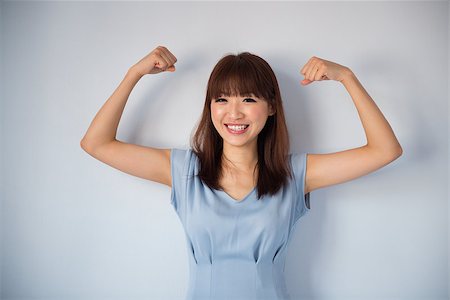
[{"x1": 268, "y1": 103, "x2": 276, "y2": 116}]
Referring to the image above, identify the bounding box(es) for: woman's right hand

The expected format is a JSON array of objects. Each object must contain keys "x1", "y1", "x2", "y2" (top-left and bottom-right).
[{"x1": 131, "y1": 46, "x2": 177, "y2": 77}]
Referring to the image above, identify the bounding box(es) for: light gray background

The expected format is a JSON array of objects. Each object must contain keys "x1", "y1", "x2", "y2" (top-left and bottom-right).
[{"x1": 1, "y1": 1, "x2": 448, "y2": 300}]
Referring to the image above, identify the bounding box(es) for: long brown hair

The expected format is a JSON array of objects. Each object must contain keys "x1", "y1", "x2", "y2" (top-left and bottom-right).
[{"x1": 191, "y1": 52, "x2": 291, "y2": 199}]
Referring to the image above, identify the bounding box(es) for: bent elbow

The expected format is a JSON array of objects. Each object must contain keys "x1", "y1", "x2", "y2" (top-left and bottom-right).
[
  {"x1": 370, "y1": 144, "x2": 403, "y2": 164},
  {"x1": 397, "y1": 146, "x2": 403, "y2": 157},
  {"x1": 389, "y1": 145, "x2": 403, "y2": 162},
  {"x1": 80, "y1": 138, "x2": 94, "y2": 153},
  {"x1": 394, "y1": 142, "x2": 403, "y2": 157}
]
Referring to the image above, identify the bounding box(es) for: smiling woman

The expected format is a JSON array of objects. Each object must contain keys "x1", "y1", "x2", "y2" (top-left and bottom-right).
[
  {"x1": 193, "y1": 52, "x2": 290, "y2": 199},
  {"x1": 80, "y1": 45, "x2": 402, "y2": 300}
]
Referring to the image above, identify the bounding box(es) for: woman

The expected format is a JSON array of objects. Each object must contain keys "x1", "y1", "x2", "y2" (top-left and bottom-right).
[{"x1": 80, "y1": 46, "x2": 402, "y2": 300}]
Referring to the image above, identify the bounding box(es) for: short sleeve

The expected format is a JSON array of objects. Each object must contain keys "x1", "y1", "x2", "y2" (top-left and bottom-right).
[
  {"x1": 170, "y1": 148, "x2": 191, "y2": 215},
  {"x1": 290, "y1": 152, "x2": 312, "y2": 221}
]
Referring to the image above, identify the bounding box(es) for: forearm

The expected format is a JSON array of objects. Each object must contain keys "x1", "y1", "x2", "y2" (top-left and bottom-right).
[
  {"x1": 80, "y1": 67, "x2": 143, "y2": 149},
  {"x1": 341, "y1": 70, "x2": 402, "y2": 156}
]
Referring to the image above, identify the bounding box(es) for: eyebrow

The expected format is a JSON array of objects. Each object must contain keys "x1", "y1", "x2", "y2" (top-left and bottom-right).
[{"x1": 218, "y1": 94, "x2": 257, "y2": 98}]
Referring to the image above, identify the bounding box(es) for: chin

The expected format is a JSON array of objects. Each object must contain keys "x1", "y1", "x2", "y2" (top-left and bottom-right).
[{"x1": 222, "y1": 137, "x2": 258, "y2": 148}]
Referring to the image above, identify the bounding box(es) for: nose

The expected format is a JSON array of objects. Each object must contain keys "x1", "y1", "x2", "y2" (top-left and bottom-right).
[{"x1": 228, "y1": 101, "x2": 244, "y2": 119}]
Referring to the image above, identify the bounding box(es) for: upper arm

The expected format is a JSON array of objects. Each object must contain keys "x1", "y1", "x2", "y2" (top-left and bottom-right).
[
  {"x1": 305, "y1": 145, "x2": 402, "y2": 194},
  {"x1": 81, "y1": 140, "x2": 172, "y2": 187}
]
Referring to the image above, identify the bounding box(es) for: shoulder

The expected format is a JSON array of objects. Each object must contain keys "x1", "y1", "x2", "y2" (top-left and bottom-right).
[
  {"x1": 171, "y1": 148, "x2": 197, "y2": 160},
  {"x1": 288, "y1": 152, "x2": 308, "y2": 168},
  {"x1": 288, "y1": 152, "x2": 308, "y2": 181},
  {"x1": 170, "y1": 148, "x2": 199, "y2": 173},
  {"x1": 288, "y1": 152, "x2": 310, "y2": 195}
]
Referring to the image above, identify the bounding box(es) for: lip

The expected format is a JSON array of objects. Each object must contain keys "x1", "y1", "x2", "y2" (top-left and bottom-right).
[{"x1": 224, "y1": 123, "x2": 249, "y2": 135}]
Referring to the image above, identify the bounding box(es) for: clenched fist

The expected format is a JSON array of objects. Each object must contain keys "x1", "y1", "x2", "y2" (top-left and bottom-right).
[
  {"x1": 132, "y1": 46, "x2": 177, "y2": 77},
  {"x1": 300, "y1": 56, "x2": 352, "y2": 86}
]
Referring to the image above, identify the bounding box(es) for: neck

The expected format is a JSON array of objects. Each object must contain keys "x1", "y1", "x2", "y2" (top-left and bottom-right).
[{"x1": 222, "y1": 141, "x2": 258, "y2": 172}]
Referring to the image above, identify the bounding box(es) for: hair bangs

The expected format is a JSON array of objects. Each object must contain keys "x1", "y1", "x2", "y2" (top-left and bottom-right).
[{"x1": 207, "y1": 53, "x2": 275, "y2": 102}]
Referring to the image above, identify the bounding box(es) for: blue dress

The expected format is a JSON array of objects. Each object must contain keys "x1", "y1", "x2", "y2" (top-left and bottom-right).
[{"x1": 170, "y1": 149, "x2": 311, "y2": 300}]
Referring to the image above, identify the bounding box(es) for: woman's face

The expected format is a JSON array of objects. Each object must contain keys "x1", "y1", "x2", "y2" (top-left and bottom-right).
[{"x1": 210, "y1": 94, "x2": 274, "y2": 150}]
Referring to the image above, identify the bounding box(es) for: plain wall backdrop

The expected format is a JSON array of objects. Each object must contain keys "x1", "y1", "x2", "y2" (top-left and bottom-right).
[{"x1": 0, "y1": 1, "x2": 448, "y2": 300}]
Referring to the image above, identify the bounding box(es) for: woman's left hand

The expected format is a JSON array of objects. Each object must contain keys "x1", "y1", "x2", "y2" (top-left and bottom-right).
[{"x1": 300, "y1": 56, "x2": 352, "y2": 86}]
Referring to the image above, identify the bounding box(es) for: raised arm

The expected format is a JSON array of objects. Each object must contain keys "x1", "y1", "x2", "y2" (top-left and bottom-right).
[
  {"x1": 80, "y1": 46, "x2": 177, "y2": 187},
  {"x1": 299, "y1": 56, "x2": 403, "y2": 194}
]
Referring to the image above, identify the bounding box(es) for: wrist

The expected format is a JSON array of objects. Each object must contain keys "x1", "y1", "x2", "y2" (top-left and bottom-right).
[
  {"x1": 340, "y1": 67, "x2": 356, "y2": 85},
  {"x1": 128, "y1": 65, "x2": 145, "y2": 79}
]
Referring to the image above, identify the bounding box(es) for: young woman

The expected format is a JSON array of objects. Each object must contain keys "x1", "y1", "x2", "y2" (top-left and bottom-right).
[{"x1": 80, "y1": 46, "x2": 402, "y2": 300}]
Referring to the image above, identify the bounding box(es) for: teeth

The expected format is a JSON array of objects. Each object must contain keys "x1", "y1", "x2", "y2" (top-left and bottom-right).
[{"x1": 227, "y1": 125, "x2": 247, "y2": 131}]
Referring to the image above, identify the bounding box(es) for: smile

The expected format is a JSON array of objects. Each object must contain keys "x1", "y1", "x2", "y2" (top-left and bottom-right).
[{"x1": 225, "y1": 124, "x2": 249, "y2": 134}]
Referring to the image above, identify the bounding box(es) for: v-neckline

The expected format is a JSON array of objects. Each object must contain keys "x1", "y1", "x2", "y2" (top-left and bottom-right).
[{"x1": 217, "y1": 187, "x2": 257, "y2": 204}]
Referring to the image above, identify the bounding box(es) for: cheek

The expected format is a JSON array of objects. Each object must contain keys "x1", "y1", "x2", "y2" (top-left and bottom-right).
[
  {"x1": 210, "y1": 106, "x2": 224, "y2": 128},
  {"x1": 249, "y1": 107, "x2": 270, "y2": 123}
]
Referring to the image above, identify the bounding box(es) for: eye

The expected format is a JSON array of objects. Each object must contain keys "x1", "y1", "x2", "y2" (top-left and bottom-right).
[
  {"x1": 214, "y1": 98, "x2": 227, "y2": 103},
  {"x1": 243, "y1": 98, "x2": 256, "y2": 102}
]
